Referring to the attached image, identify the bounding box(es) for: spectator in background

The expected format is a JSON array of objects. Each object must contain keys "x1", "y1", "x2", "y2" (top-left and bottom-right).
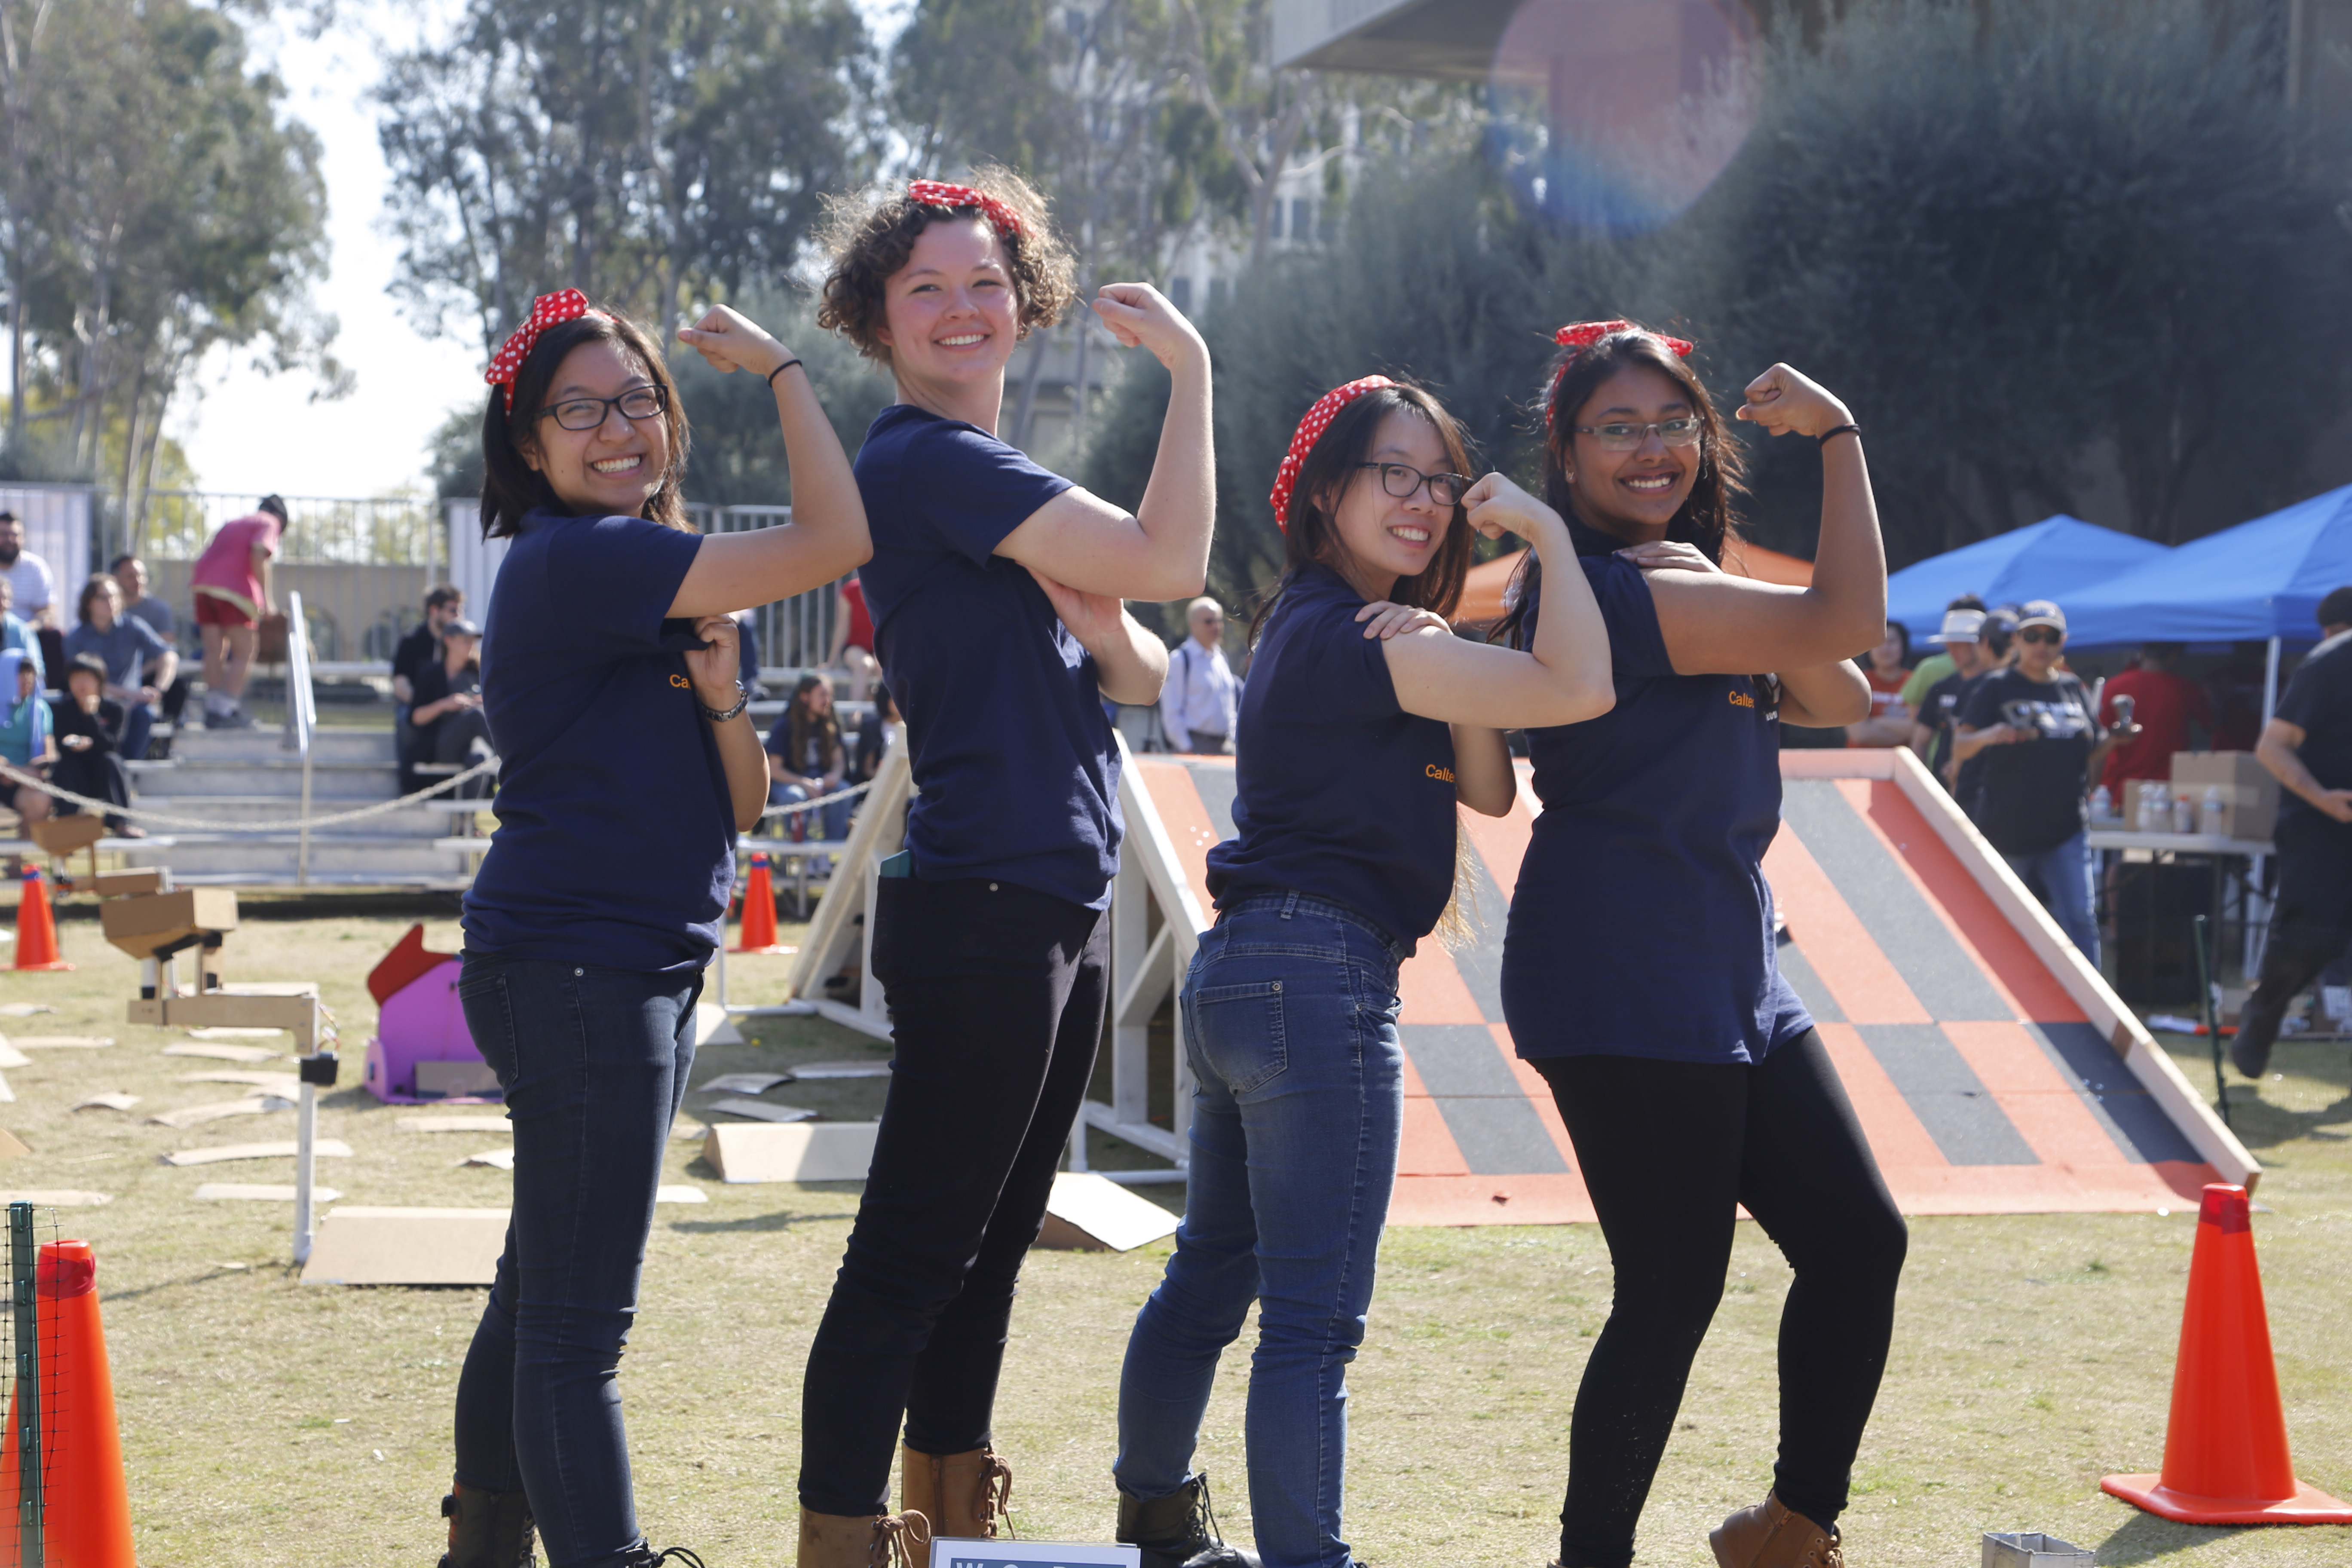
[
  {"x1": 1899, "y1": 594, "x2": 1984, "y2": 716},
  {"x1": 732, "y1": 607, "x2": 764, "y2": 698},
  {"x1": 63, "y1": 573, "x2": 174, "y2": 760},
  {"x1": 1948, "y1": 606, "x2": 2018, "y2": 808},
  {"x1": 0, "y1": 649, "x2": 54, "y2": 824},
  {"x1": 1908, "y1": 606, "x2": 1990, "y2": 785},
  {"x1": 2098, "y1": 641, "x2": 2213, "y2": 799},
  {"x1": 0, "y1": 577, "x2": 40, "y2": 687},
  {"x1": 849, "y1": 682, "x2": 900, "y2": 789},
  {"x1": 1844, "y1": 620, "x2": 1914, "y2": 747},
  {"x1": 392, "y1": 585, "x2": 464, "y2": 796},
  {"x1": 409, "y1": 617, "x2": 493, "y2": 796},
  {"x1": 766, "y1": 672, "x2": 850, "y2": 842},
  {"x1": 1158, "y1": 596, "x2": 1239, "y2": 753},
  {"x1": 50, "y1": 653, "x2": 136, "y2": 836},
  {"x1": 2235, "y1": 587, "x2": 2352, "y2": 1077},
  {"x1": 0, "y1": 512, "x2": 55, "y2": 629},
  {"x1": 189, "y1": 496, "x2": 283, "y2": 729},
  {"x1": 824, "y1": 571, "x2": 879, "y2": 701},
  {"x1": 111, "y1": 554, "x2": 187, "y2": 742},
  {"x1": 1954, "y1": 600, "x2": 2133, "y2": 963}
]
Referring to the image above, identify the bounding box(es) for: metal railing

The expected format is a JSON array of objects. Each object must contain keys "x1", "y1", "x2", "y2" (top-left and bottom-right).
[{"x1": 281, "y1": 589, "x2": 318, "y2": 885}]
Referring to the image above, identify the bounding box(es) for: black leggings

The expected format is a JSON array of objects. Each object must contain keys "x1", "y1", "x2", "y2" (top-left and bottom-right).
[
  {"x1": 797, "y1": 875, "x2": 1109, "y2": 1516},
  {"x1": 1533, "y1": 1031, "x2": 1907, "y2": 1568}
]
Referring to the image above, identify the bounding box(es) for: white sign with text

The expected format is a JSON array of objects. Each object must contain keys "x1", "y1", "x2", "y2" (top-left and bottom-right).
[{"x1": 929, "y1": 1540, "x2": 1141, "y2": 1568}]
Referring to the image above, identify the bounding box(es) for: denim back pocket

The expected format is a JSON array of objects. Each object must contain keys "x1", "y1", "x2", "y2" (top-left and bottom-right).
[
  {"x1": 455, "y1": 962, "x2": 521, "y2": 1089},
  {"x1": 1188, "y1": 978, "x2": 1288, "y2": 1094}
]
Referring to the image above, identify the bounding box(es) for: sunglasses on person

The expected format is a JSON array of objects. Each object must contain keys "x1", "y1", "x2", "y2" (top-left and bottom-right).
[
  {"x1": 1355, "y1": 462, "x2": 1471, "y2": 508},
  {"x1": 2018, "y1": 627, "x2": 2064, "y2": 645}
]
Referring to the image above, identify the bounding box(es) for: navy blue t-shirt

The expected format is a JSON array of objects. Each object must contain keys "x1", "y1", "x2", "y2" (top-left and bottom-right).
[
  {"x1": 855, "y1": 403, "x2": 1121, "y2": 908},
  {"x1": 1205, "y1": 564, "x2": 1458, "y2": 952},
  {"x1": 462, "y1": 510, "x2": 733, "y2": 972},
  {"x1": 1501, "y1": 532, "x2": 1810, "y2": 1063}
]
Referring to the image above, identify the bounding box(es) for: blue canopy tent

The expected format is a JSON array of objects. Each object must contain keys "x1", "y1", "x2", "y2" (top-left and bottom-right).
[
  {"x1": 2058, "y1": 482, "x2": 2352, "y2": 735},
  {"x1": 1887, "y1": 515, "x2": 2169, "y2": 643},
  {"x1": 2060, "y1": 484, "x2": 2352, "y2": 652}
]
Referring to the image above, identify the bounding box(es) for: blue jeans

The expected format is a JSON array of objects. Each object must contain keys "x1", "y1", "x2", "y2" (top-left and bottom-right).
[
  {"x1": 771, "y1": 781, "x2": 851, "y2": 842},
  {"x1": 451, "y1": 955, "x2": 701, "y2": 1568},
  {"x1": 2002, "y1": 829, "x2": 2100, "y2": 968},
  {"x1": 119, "y1": 699, "x2": 154, "y2": 760},
  {"x1": 1117, "y1": 893, "x2": 1406, "y2": 1568}
]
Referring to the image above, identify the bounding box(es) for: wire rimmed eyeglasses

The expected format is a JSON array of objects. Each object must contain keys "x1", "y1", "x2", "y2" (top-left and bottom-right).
[
  {"x1": 1572, "y1": 417, "x2": 1702, "y2": 452},
  {"x1": 1354, "y1": 462, "x2": 1471, "y2": 508},
  {"x1": 540, "y1": 384, "x2": 668, "y2": 431}
]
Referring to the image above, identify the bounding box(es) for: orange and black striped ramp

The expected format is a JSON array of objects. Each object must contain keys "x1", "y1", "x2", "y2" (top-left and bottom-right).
[{"x1": 1123, "y1": 748, "x2": 2256, "y2": 1227}]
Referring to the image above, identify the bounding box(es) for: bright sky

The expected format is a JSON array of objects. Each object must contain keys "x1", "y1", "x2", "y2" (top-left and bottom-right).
[{"x1": 172, "y1": 0, "x2": 911, "y2": 501}]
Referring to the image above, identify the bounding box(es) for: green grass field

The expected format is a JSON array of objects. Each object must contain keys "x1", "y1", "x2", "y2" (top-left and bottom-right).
[{"x1": 3, "y1": 899, "x2": 2348, "y2": 1566}]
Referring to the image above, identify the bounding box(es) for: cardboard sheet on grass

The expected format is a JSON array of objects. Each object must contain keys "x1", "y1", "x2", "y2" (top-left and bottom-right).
[{"x1": 1118, "y1": 748, "x2": 2253, "y2": 1227}]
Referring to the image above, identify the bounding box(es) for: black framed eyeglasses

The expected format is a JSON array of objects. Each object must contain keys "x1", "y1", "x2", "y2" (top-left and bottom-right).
[
  {"x1": 1572, "y1": 417, "x2": 1702, "y2": 452},
  {"x1": 1354, "y1": 462, "x2": 1471, "y2": 508},
  {"x1": 539, "y1": 384, "x2": 668, "y2": 432}
]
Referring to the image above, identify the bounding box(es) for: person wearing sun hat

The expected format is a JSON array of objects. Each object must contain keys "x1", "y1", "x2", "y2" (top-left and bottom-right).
[
  {"x1": 1497, "y1": 322, "x2": 1905, "y2": 1568},
  {"x1": 791, "y1": 171, "x2": 1214, "y2": 1566},
  {"x1": 1954, "y1": 599, "x2": 2136, "y2": 965},
  {"x1": 1112, "y1": 375, "x2": 1613, "y2": 1568}
]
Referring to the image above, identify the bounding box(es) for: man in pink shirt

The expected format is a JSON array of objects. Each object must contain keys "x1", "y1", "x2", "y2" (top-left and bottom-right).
[{"x1": 188, "y1": 496, "x2": 282, "y2": 729}]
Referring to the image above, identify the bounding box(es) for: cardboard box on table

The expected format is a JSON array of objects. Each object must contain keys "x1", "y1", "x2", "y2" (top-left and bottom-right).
[{"x1": 2167, "y1": 752, "x2": 2279, "y2": 841}]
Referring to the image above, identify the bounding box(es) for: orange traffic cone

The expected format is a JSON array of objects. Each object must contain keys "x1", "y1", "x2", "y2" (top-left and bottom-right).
[
  {"x1": 729, "y1": 852, "x2": 796, "y2": 956},
  {"x1": 0, "y1": 1241, "x2": 135, "y2": 1566},
  {"x1": 10, "y1": 867, "x2": 70, "y2": 971},
  {"x1": 2103, "y1": 1184, "x2": 2352, "y2": 1524}
]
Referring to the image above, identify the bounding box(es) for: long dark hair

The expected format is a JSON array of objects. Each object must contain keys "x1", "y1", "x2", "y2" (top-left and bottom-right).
[
  {"x1": 479, "y1": 305, "x2": 693, "y2": 539},
  {"x1": 1495, "y1": 325, "x2": 1746, "y2": 648},
  {"x1": 1248, "y1": 381, "x2": 1478, "y2": 645},
  {"x1": 786, "y1": 674, "x2": 842, "y2": 769}
]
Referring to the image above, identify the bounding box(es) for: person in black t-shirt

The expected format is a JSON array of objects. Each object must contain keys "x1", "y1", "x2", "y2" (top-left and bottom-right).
[
  {"x1": 392, "y1": 585, "x2": 464, "y2": 796},
  {"x1": 1954, "y1": 600, "x2": 2133, "y2": 964},
  {"x1": 49, "y1": 653, "x2": 137, "y2": 835},
  {"x1": 1907, "y1": 606, "x2": 1992, "y2": 787},
  {"x1": 409, "y1": 618, "x2": 492, "y2": 796},
  {"x1": 2234, "y1": 586, "x2": 2352, "y2": 1076}
]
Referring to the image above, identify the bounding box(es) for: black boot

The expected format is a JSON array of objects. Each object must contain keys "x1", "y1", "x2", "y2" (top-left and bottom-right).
[
  {"x1": 1117, "y1": 1473, "x2": 1259, "y2": 1568},
  {"x1": 2232, "y1": 986, "x2": 2288, "y2": 1078},
  {"x1": 440, "y1": 1484, "x2": 536, "y2": 1568}
]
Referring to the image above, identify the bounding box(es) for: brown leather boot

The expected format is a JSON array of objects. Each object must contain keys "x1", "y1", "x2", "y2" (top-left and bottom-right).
[
  {"x1": 1709, "y1": 1493, "x2": 1843, "y2": 1568},
  {"x1": 796, "y1": 1507, "x2": 931, "y2": 1567},
  {"x1": 899, "y1": 1445, "x2": 1014, "y2": 1539}
]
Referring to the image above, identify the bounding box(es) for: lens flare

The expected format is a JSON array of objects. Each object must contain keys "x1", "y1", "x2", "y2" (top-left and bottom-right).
[{"x1": 1488, "y1": 0, "x2": 1760, "y2": 231}]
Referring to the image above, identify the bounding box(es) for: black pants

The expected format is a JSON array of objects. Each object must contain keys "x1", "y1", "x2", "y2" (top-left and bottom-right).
[
  {"x1": 2243, "y1": 810, "x2": 2352, "y2": 1048},
  {"x1": 797, "y1": 875, "x2": 1110, "y2": 1516},
  {"x1": 1533, "y1": 1032, "x2": 1908, "y2": 1568},
  {"x1": 54, "y1": 750, "x2": 130, "y2": 831}
]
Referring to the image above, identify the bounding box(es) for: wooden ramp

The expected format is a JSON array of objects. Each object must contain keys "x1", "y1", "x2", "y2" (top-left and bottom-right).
[{"x1": 1114, "y1": 747, "x2": 2254, "y2": 1226}]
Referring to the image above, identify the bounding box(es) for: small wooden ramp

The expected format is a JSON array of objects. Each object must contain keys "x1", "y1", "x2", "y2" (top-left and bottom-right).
[{"x1": 1114, "y1": 747, "x2": 2254, "y2": 1226}]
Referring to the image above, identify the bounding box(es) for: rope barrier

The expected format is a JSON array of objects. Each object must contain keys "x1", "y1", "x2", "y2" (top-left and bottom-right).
[
  {"x1": 0, "y1": 759, "x2": 874, "y2": 836},
  {"x1": 0, "y1": 756, "x2": 502, "y2": 833}
]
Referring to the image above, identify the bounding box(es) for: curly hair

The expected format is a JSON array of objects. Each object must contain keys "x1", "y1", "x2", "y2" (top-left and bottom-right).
[{"x1": 816, "y1": 166, "x2": 1076, "y2": 364}]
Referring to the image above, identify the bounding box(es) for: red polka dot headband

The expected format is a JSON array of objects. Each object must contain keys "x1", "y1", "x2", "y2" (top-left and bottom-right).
[
  {"x1": 484, "y1": 289, "x2": 600, "y2": 412},
  {"x1": 1545, "y1": 320, "x2": 1694, "y2": 430},
  {"x1": 1269, "y1": 376, "x2": 1396, "y2": 532},
  {"x1": 907, "y1": 180, "x2": 1023, "y2": 241}
]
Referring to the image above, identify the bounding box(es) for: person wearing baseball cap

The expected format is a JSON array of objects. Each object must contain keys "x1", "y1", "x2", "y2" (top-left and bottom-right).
[
  {"x1": 1954, "y1": 600, "x2": 2137, "y2": 963},
  {"x1": 1906, "y1": 604, "x2": 1992, "y2": 785}
]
